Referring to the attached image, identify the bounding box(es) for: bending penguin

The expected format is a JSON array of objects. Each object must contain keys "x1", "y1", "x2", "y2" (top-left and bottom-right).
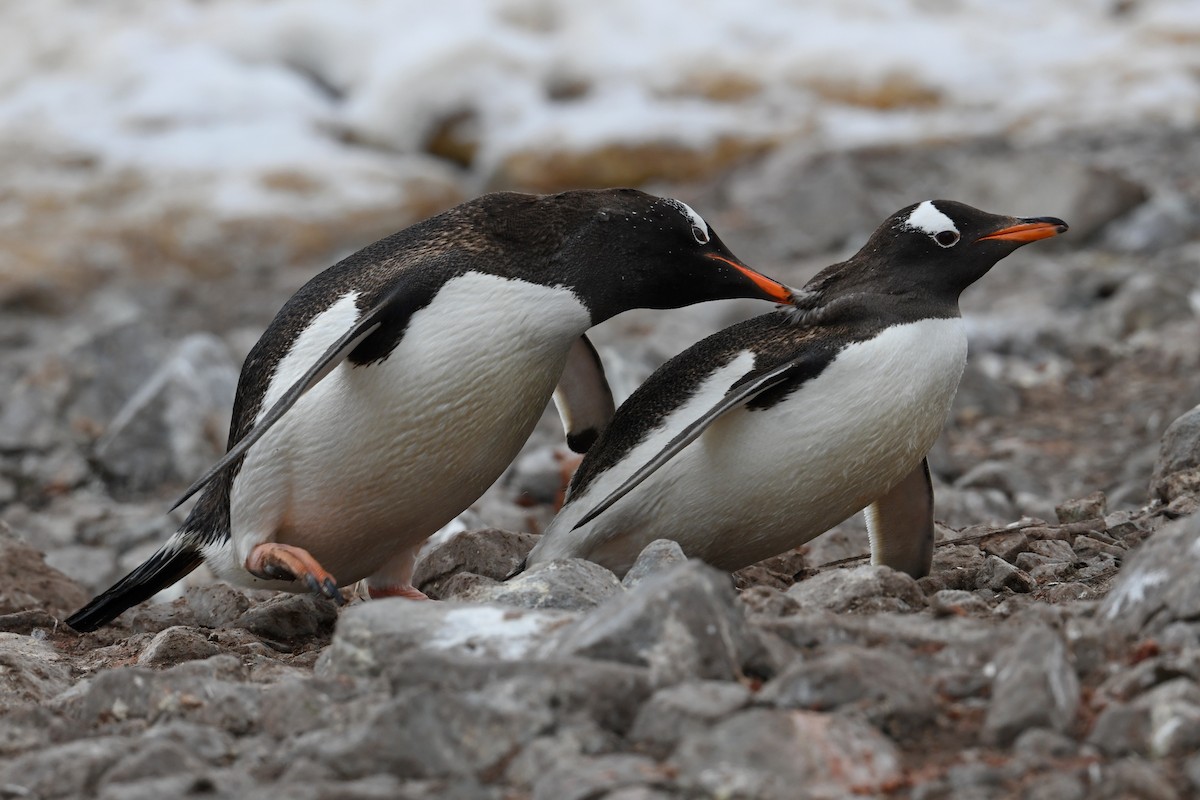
[
  {"x1": 66, "y1": 189, "x2": 797, "y2": 631},
  {"x1": 521, "y1": 200, "x2": 1068, "y2": 579}
]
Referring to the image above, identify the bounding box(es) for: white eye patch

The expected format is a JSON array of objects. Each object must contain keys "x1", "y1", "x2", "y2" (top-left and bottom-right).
[
  {"x1": 665, "y1": 198, "x2": 710, "y2": 244},
  {"x1": 903, "y1": 200, "x2": 958, "y2": 236}
]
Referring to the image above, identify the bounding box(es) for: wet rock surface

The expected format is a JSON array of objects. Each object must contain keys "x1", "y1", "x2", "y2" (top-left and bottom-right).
[{"x1": 1, "y1": 127, "x2": 1199, "y2": 797}]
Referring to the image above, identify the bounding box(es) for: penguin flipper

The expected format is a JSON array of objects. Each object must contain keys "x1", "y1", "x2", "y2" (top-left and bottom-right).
[
  {"x1": 65, "y1": 538, "x2": 203, "y2": 632},
  {"x1": 168, "y1": 293, "x2": 408, "y2": 513},
  {"x1": 864, "y1": 457, "x2": 935, "y2": 578},
  {"x1": 571, "y1": 351, "x2": 821, "y2": 530},
  {"x1": 553, "y1": 335, "x2": 615, "y2": 454}
]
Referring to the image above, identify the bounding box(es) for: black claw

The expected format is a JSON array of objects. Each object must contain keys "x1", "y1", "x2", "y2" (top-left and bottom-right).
[
  {"x1": 324, "y1": 578, "x2": 345, "y2": 604},
  {"x1": 304, "y1": 574, "x2": 321, "y2": 594}
]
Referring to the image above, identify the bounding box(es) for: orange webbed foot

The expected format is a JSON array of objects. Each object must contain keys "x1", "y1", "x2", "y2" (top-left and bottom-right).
[{"x1": 246, "y1": 543, "x2": 346, "y2": 605}]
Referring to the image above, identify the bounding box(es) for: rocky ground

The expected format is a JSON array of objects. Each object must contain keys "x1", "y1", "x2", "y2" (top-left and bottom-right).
[{"x1": 1, "y1": 125, "x2": 1200, "y2": 799}]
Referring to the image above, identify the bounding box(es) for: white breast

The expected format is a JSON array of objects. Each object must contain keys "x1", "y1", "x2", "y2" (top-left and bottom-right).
[
  {"x1": 220, "y1": 271, "x2": 591, "y2": 584},
  {"x1": 544, "y1": 317, "x2": 968, "y2": 575}
]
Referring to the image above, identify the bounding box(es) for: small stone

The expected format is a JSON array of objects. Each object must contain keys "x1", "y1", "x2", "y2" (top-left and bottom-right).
[
  {"x1": 184, "y1": 584, "x2": 253, "y2": 628},
  {"x1": 977, "y1": 555, "x2": 1036, "y2": 593},
  {"x1": 235, "y1": 593, "x2": 338, "y2": 642},
  {"x1": 1026, "y1": 539, "x2": 1077, "y2": 563},
  {"x1": 0, "y1": 520, "x2": 89, "y2": 616},
  {"x1": 531, "y1": 754, "x2": 666, "y2": 800},
  {"x1": 1074, "y1": 535, "x2": 1125, "y2": 561},
  {"x1": 759, "y1": 645, "x2": 936, "y2": 737},
  {"x1": 1055, "y1": 492, "x2": 1108, "y2": 524},
  {"x1": 1096, "y1": 758, "x2": 1180, "y2": 800},
  {"x1": 136, "y1": 625, "x2": 221, "y2": 667},
  {"x1": 930, "y1": 589, "x2": 991, "y2": 616},
  {"x1": 1100, "y1": 513, "x2": 1200, "y2": 637},
  {"x1": 979, "y1": 529, "x2": 1030, "y2": 563},
  {"x1": 0, "y1": 633, "x2": 72, "y2": 703},
  {"x1": 621, "y1": 539, "x2": 687, "y2": 589},
  {"x1": 99, "y1": 738, "x2": 207, "y2": 788},
  {"x1": 629, "y1": 680, "x2": 752, "y2": 756},
  {"x1": 1088, "y1": 702, "x2": 1151, "y2": 756},
  {"x1": 413, "y1": 528, "x2": 538, "y2": 598},
  {"x1": 787, "y1": 565, "x2": 926, "y2": 613},
  {"x1": 1151, "y1": 404, "x2": 1200, "y2": 503},
  {"x1": 465, "y1": 558, "x2": 622, "y2": 611},
  {"x1": 322, "y1": 601, "x2": 578, "y2": 678},
  {"x1": 674, "y1": 708, "x2": 901, "y2": 800},
  {"x1": 1138, "y1": 678, "x2": 1200, "y2": 758},
  {"x1": 984, "y1": 625, "x2": 1080, "y2": 745},
  {"x1": 539, "y1": 561, "x2": 752, "y2": 685}
]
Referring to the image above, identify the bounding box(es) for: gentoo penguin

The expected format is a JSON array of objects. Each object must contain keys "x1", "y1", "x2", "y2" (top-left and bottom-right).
[
  {"x1": 66, "y1": 189, "x2": 797, "y2": 631},
  {"x1": 521, "y1": 200, "x2": 1067, "y2": 579}
]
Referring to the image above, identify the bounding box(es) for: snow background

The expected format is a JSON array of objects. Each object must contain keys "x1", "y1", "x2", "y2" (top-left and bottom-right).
[{"x1": 2, "y1": 0, "x2": 1197, "y2": 220}]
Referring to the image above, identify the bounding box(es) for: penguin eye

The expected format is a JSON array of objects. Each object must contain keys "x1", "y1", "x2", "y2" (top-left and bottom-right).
[
  {"x1": 691, "y1": 224, "x2": 710, "y2": 245},
  {"x1": 933, "y1": 230, "x2": 960, "y2": 248}
]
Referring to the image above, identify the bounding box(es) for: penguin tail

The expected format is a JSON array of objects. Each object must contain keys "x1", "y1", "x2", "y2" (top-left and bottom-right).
[{"x1": 65, "y1": 537, "x2": 203, "y2": 632}]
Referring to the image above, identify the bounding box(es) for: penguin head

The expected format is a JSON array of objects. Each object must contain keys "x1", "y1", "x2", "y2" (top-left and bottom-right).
[
  {"x1": 526, "y1": 189, "x2": 797, "y2": 322},
  {"x1": 818, "y1": 200, "x2": 1068, "y2": 303}
]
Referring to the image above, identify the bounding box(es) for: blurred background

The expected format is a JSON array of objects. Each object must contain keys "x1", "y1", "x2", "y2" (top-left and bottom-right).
[{"x1": 1, "y1": 0, "x2": 1198, "y2": 593}]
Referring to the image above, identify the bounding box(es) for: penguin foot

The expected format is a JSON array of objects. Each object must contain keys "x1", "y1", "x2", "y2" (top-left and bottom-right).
[
  {"x1": 246, "y1": 543, "x2": 345, "y2": 605},
  {"x1": 367, "y1": 584, "x2": 430, "y2": 601}
]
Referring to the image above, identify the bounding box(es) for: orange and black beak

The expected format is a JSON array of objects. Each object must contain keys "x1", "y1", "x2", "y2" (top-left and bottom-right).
[
  {"x1": 977, "y1": 216, "x2": 1069, "y2": 244},
  {"x1": 706, "y1": 252, "x2": 799, "y2": 305}
]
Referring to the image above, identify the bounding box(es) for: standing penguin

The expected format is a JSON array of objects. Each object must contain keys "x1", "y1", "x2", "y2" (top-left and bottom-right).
[
  {"x1": 522, "y1": 200, "x2": 1067, "y2": 579},
  {"x1": 66, "y1": 189, "x2": 797, "y2": 631}
]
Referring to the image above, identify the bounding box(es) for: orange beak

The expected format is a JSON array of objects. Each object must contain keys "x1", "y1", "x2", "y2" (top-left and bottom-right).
[
  {"x1": 707, "y1": 252, "x2": 798, "y2": 304},
  {"x1": 977, "y1": 217, "x2": 1069, "y2": 244}
]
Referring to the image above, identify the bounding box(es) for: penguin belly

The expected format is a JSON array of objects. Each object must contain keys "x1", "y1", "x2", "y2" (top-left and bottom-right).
[
  {"x1": 213, "y1": 272, "x2": 590, "y2": 587},
  {"x1": 569, "y1": 317, "x2": 967, "y2": 575}
]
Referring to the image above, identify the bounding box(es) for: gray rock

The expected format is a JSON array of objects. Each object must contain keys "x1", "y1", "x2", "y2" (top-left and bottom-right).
[
  {"x1": 1094, "y1": 758, "x2": 1180, "y2": 800},
  {"x1": 621, "y1": 539, "x2": 687, "y2": 589},
  {"x1": 235, "y1": 593, "x2": 338, "y2": 642},
  {"x1": 1138, "y1": 678, "x2": 1200, "y2": 759},
  {"x1": 984, "y1": 625, "x2": 1080, "y2": 745},
  {"x1": 185, "y1": 584, "x2": 254, "y2": 628},
  {"x1": 296, "y1": 687, "x2": 554, "y2": 781},
  {"x1": 673, "y1": 708, "x2": 901, "y2": 800},
  {"x1": 92, "y1": 333, "x2": 237, "y2": 497},
  {"x1": 728, "y1": 150, "x2": 876, "y2": 260},
  {"x1": 64, "y1": 655, "x2": 257, "y2": 732},
  {"x1": 1151, "y1": 404, "x2": 1200, "y2": 503},
  {"x1": 531, "y1": 754, "x2": 666, "y2": 800},
  {"x1": 628, "y1": 680, "x2": 752, "y2": 756},
  {"x1": 464, "y1": 558, "x2": 622, "y2": 610},
  {"x1": 322, "y1": 600, "x2": 577, "y2": 677},
  {"x1": 1100, "y1": 513, "x2": 1200, "y2": 637},
  {"x1": 979, "y1": 529, "x2": 1031, "y2": 563},
  {"x1": 99, "y1": 737, "x2": 207, "y2": 788},
  {"x1": 0, "y1": 633, "x2": 72, "y2": 703},
  {"x1": 1088, "y1": 702, "x2": 1151, "y2": 756},
  {"x1": 929, "y1": 589, "x2": 991, "y2": 616},
  {"x1": 759, "y1": 645, "x2": 936, "y2": 737},
  {"x1": 787, "y1": 565, "x2": 925, "y2": 613},
  {"x1": 977, "y1": 554, "x2": 1036, "y2": 593},
  {"x1": 136, "y1": 625, "x2": 221, "y2": 667},
  {"x1": 413, "y1": 528, "x2": 538, "y2": 598},
  {"x1": 0, "y1": 735, "x2": 131, "y2": 799},
  {"x1": 0, "y1": 520, "x2": 89, "y2": 616},
  {"x1": 539, "y1": 561, "x2": 751, "y2": 685},
  {"x1": 1025, "y1": 539, "x2": 1078, "y2": 563},
  {"x1": 1056, "y1": 491, "x2": 1108, "y2": 524}
]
